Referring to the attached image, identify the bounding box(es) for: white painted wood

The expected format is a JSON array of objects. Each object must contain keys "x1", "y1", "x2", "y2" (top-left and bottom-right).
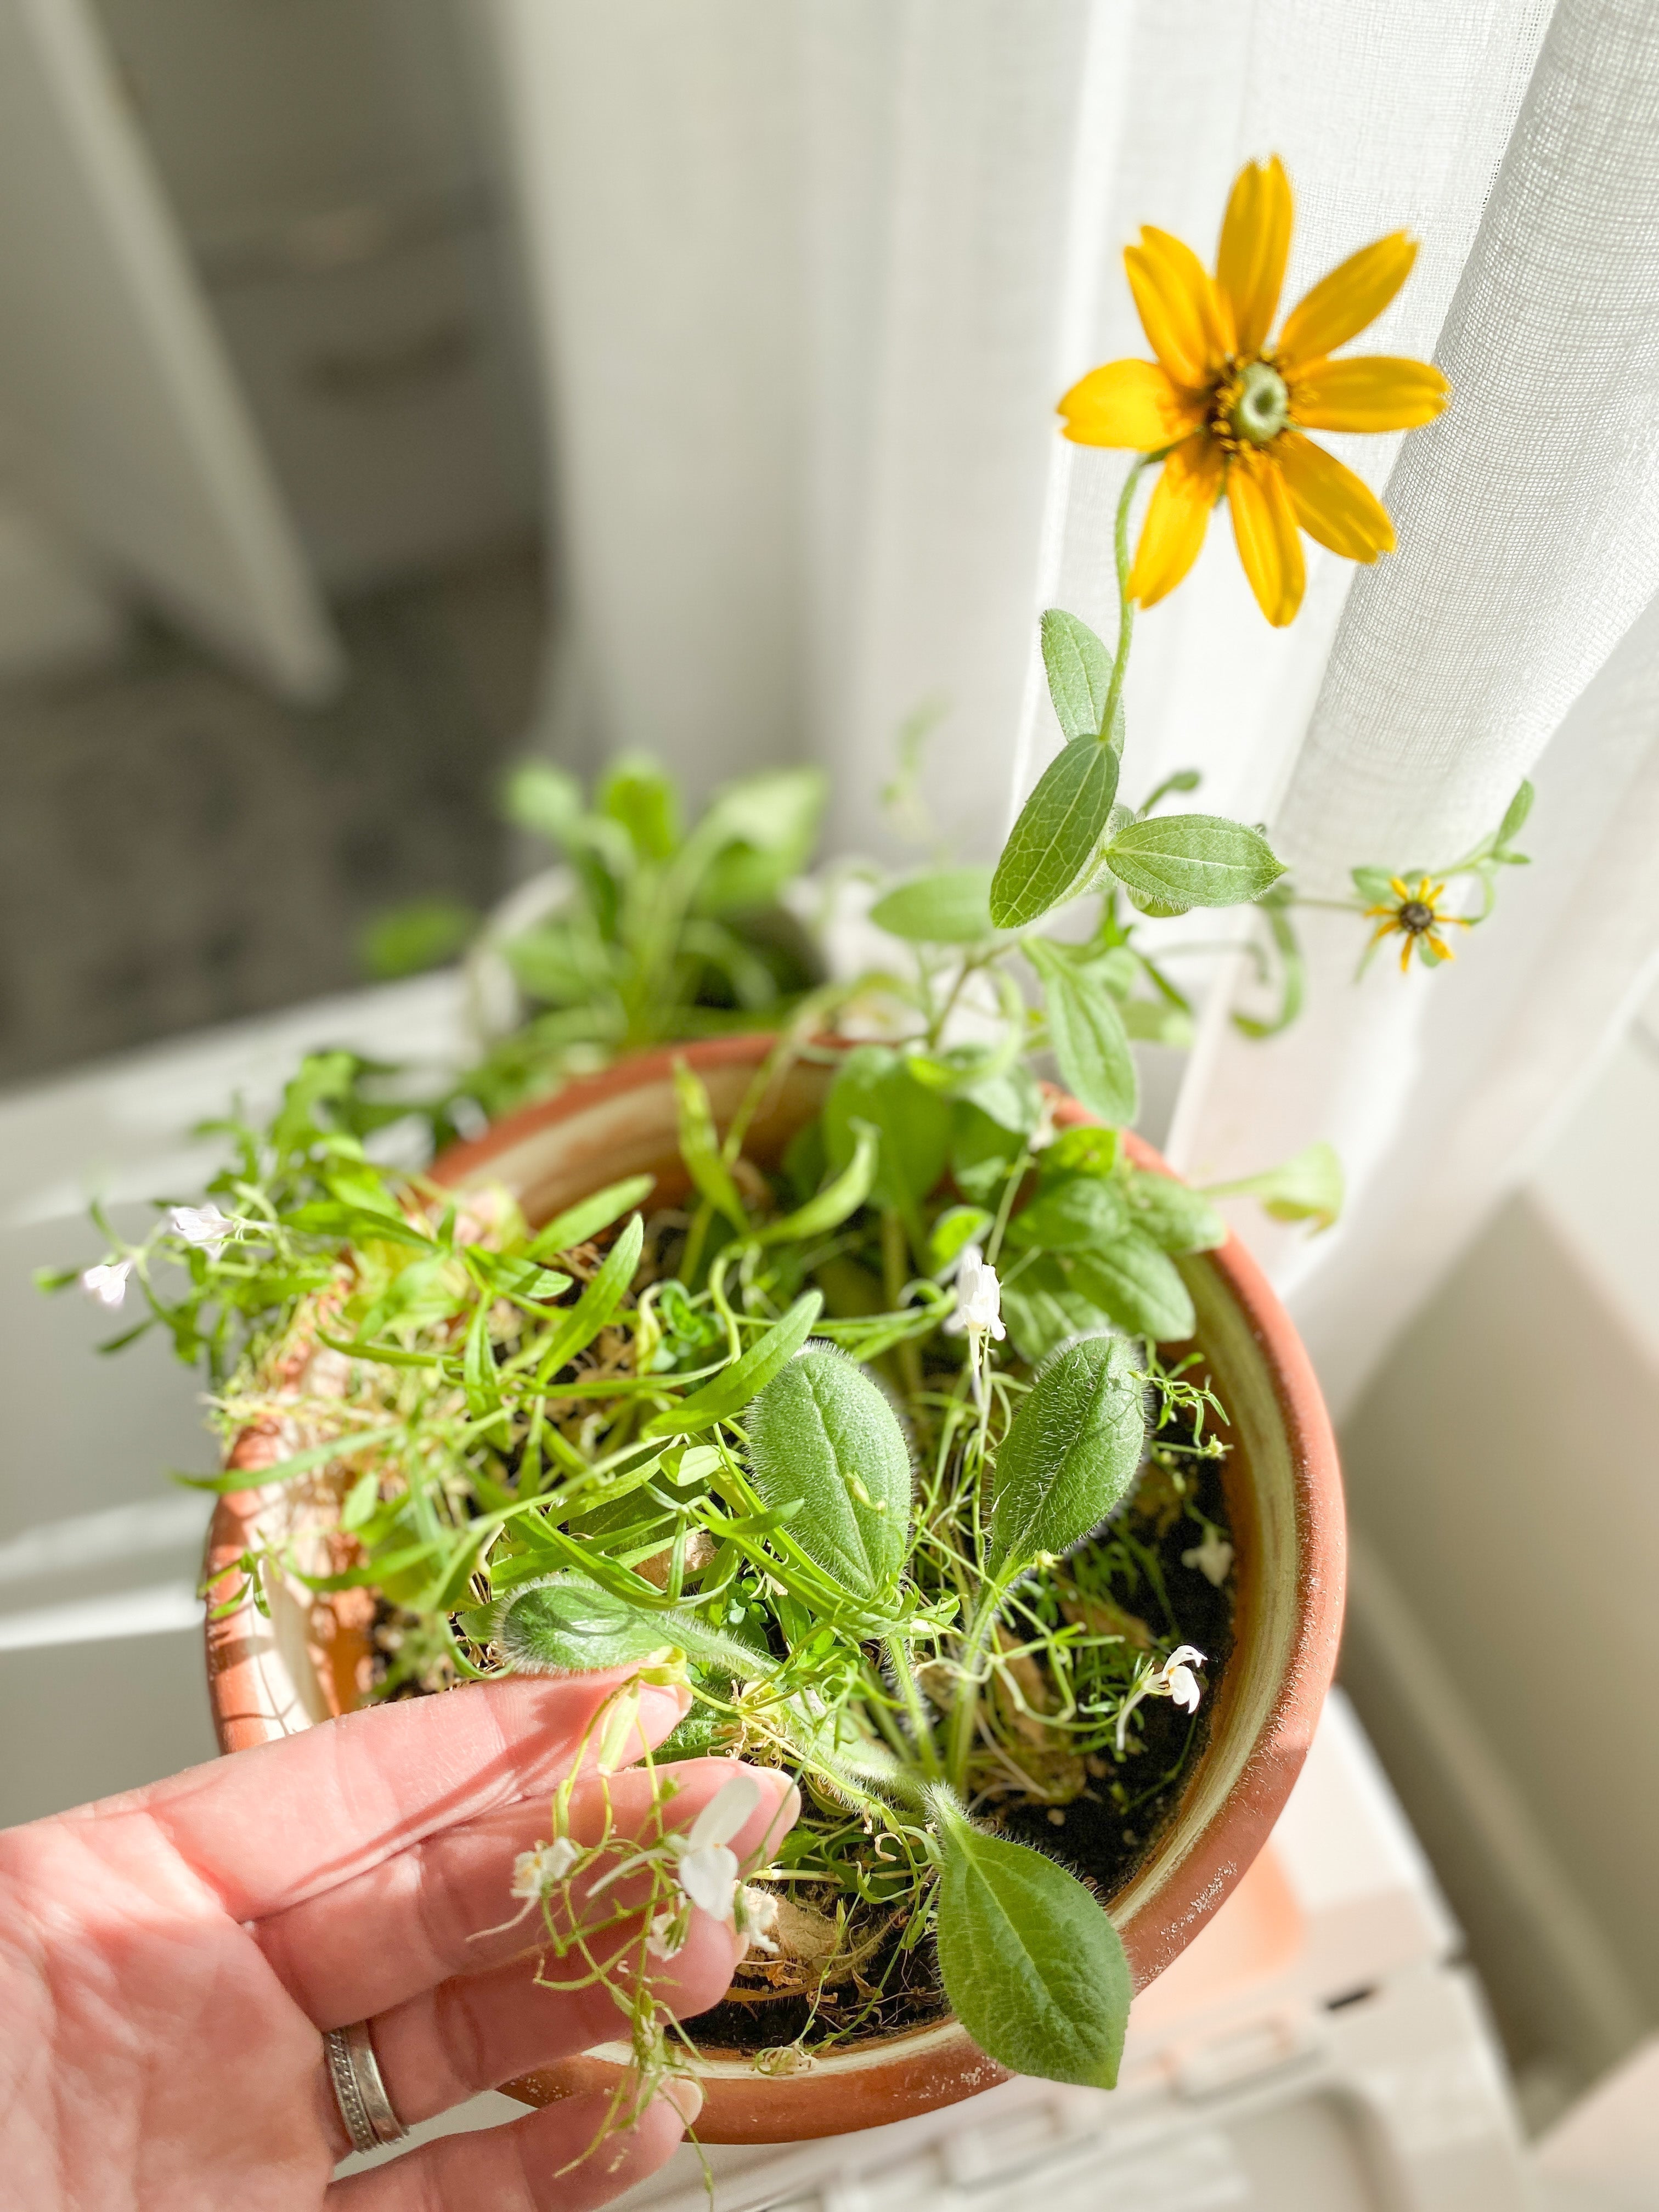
[{"x1": 0, "y1": 0, "x2": 343, "y2": 699}]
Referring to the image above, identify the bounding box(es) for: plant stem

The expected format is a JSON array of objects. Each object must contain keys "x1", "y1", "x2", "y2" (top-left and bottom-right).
[
  {"x1": 945, "y1": 1584, "x2": 1004, "y2": 1795},
  {"x1": 885, "y1": 1636, "x2": 944, "y2": 1781},
  {"x1": 1098, "y1": 455, "x2": 1150, "y2": 743}
]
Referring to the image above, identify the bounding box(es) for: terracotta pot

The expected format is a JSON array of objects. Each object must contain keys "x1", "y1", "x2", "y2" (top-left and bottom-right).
[{"x1": 205, "y1": 1033, "x2": 1343, "y2": 2143}]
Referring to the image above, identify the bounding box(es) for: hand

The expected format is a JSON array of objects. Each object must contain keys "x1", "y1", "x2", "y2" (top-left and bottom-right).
[{"x1": 0, "y1": 1670, "x2": 798, "y2": 2210}]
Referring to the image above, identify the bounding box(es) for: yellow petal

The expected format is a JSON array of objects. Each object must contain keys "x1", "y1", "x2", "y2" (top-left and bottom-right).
[
  {"x1": 1216, "y1": 157, "x2": 1293, "y2": 358},
  {"x1": 1128, "y1": 433, "x2": 1225, "y2": 608},
  {"x1": 1277, "y1": 233, "x2": 1418, "y2": 368},
  {"x1": 1226, "y1": 449, "x2": 1305, "y2": 626},
  {"x1": 1291, "y1": 355, "x2": 1448, "y2": 432},
  {"x1": 1273, "y1": 431, "x2": 1395, "y2": 562},
  {"x1": 1125, "y1": 227, "x2": 1228, "y2": 390},
  {"x1": 1059, "y1": 358, "x2": 1205, "y2": 451}
]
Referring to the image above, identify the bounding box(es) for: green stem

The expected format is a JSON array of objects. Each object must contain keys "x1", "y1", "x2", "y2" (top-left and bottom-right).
[
  {"x1": 885, "y1": 1637, "x2": 944, "y2": 1781},
  {"x1": 945, "y1": 1583, "x2": 1006, "y2": 1795},
  {"x1": 1098, "y1": 456, "x2": 1151, "y2": 742}
]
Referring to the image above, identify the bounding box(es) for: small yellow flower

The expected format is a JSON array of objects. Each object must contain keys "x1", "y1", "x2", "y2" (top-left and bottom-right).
[
  {"x1": 1059, "y1": 158, "x2": 1448, "y2": 626},
  {"x1": 1364, "y1": 876, "x2": 1471, "y2": 972}
]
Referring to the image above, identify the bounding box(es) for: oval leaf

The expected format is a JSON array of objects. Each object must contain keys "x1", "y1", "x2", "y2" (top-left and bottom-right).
[
  {"x1": 1124, "y1": 1169, "x2": 1226, "y2": 1255},
  {"x1": 823, "y1": 1045, "x2": 952, "y2": 1214},
  {"x1": 1006, "y1": 1174, "x2": 1130, "y2": 1254},
  {"x1": 990, "y1": 739, "x2": 1122, "y2": 930},
  {"x1": 498, "y1": 1571, "x2": 768, "y2": 1678},
  {"x1": 870, "y1": 867, "x2": 996, "y2": 944},
  {"x1": 1040, "y1": 608, "x2": 1113, "y2": 741},
  {"x1": 1103, "y1": 814, "x2": 1285, "y2": 912},
  {"x1": 746, "y1": 1344, "x2": 912, "y2": 1599},
  {"x1": 1068, "y1": 1232, "x2": 1195, "y2": 1340},
  {"x1": 1025, "y1": 938, "x2": 1138, "y2": 1127},
  {"x1": 932, "y1": 1790, "x2": 1130, "y2": 2090},
  {"x1": 988, "y1": 1332, "x2": 1146, "y2": 1577}
]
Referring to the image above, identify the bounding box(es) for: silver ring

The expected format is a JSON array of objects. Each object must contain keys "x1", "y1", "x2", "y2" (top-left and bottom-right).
[{"x1": 324, "y1": 2020, "x2": 408, "y2": 2155}]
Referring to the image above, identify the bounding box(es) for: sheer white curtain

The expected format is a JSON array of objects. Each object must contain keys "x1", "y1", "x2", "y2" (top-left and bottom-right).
[{"x1": 482, "y1": 0, "x2": 1659, "y2": 1416}]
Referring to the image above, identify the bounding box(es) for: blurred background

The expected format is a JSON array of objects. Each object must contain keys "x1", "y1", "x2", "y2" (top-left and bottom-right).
[{"x1": 2, "y1": 2, "x2": 1657, "y2": 2202}]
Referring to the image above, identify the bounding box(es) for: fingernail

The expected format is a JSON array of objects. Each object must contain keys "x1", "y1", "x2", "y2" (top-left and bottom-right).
[{"x1": 659, "y1": 2074, "x2": 704, "y2": 2130}]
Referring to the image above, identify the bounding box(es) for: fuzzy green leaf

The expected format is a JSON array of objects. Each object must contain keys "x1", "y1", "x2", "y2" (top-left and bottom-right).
[
  {"x1": 990, "y1": 738, "x2": 1122, "y2": 930},
  {"x1": 1025, "y1": 938, "x2": 1138, "y2": 1127},
  {"x1": 643, "y1": 1291, "x2": 824, "y2": 1437},
  {"x1": 1041, "y1": 608, "x2": 1114, "y2": 741},
  {"x1": 1204, "y1": 1141, "x2": 1344, "y2": 1233},
  {"x1": 746, "y1": 1346, "x2": 912, "y2": 1599},
  {"x1": 987, "y1": 1331, "x2": 1146, "y2": 1577},
  {"x1": 1068, "y1": 1232, "x2": 1195, "y2": 1340},
  {"x1": 870, "y1": 868, "x2": 997, "y2": 944},
  {"x1": 498, "y1": 1571, "x2": 770, "y2": 1678},
  {"x1": 1102, "y1": 815, "x2": 1285, "y2": 912},
  {"x1": 931, "y1": 1790, "x2": 1131, "y2": 2090}
]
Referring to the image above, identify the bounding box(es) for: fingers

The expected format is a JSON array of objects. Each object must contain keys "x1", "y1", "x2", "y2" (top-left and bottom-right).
[
  {"x1": 68, "y1": 1672, "x2": 689, "y2": 1922},
  {"x1": 328, "y1": 2081, "x2": 702, "y2": 2212},
  {"x1": 267, "y1": 1759, "x2": 798, "y2": 2030}
]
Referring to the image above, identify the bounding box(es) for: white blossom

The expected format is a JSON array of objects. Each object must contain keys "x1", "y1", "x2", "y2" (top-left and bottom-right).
[
  {"x1": 1155, "y1": 1645, "x2": 1206, "y2": 1713},
  {"x1": 669, "y1": 1771, "x2": 760, "y2": 1922},
  {"x1": 511, "y1": 1836, "x2": 580, "y2": 1900},
  {"x1": 944, "y1": 1245, "x2": 1005, "y2": 1345},
  {"x1": 1181, "y1": 1530, "x2": 1234, "y2": 1588},
  {"x1": 170, "y1": 1203, "x2": 236, "y2": 1251},
  {"x1": 80, "y1": 1260, "x2": 132, "y2": 1310},
  {"x1": 736, "y1": 1884, "x2": 780, "y2": 1957},
  {"x1": 646, "y1": 1908, "x2": 687, "y2": 1961}
]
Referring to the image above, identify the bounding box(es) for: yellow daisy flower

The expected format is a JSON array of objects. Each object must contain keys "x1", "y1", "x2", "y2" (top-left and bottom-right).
[
  {"x1": 1059, "y1": 157, "x2": 1449, "y2": 626},
  {"x1": 1364, "y1": 875, "x2": 1471, "y2": 972}
]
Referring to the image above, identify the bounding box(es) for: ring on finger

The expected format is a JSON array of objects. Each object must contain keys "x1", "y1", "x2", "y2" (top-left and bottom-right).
[{"x1": 324, "y1": 2019, "x2": 409, "y2": 2157}]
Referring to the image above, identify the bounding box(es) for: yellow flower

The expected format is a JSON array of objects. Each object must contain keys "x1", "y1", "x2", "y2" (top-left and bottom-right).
[
  {"x1": 1059, "y1": 158, "x2": 1448, "y2": 626},
  {"x1": 1364, "y1": 876, "x2": 1471, "y2": 972}
]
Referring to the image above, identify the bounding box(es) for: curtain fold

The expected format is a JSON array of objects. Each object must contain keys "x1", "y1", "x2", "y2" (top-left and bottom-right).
[{"x1": 481, "y1": 0, "x2": 1659, "y2": 1410}]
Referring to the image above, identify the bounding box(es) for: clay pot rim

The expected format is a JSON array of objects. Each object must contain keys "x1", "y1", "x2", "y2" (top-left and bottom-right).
[{"x1": 205, "y1": 1031, "x2": 1344, "y2": 2137}]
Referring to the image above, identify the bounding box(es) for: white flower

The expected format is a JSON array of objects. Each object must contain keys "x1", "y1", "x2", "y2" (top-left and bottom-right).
[
  {"x1": 1181, "y1": 1530, "x2": 1234, "y2": 1588},
  {"x1": 80, "y1": 1260, "x2": 132, "y2": 1310},
  {"x1": 511, "y1": 1836, "x2": 580, "y2": 1900},
  {"x1": 646, "y1": 1908, "x2": 688, "y2": 1961},
  {"x1": 1155, "y1": 1645, "x2": 1206, "y2": 1713},
  {"x1": 944, "y1": 1245, "x2": 1005, "y2": 1345},
  {"x1": 669, "y1": 1771, "x2": 760, "y2": 1922},
  {"x1": 736, "y1": 1884, "x2": 780, "y2": 1957},
  {"x1": 170, "y1": 1203, "x2": 236, "y2": 1252}
]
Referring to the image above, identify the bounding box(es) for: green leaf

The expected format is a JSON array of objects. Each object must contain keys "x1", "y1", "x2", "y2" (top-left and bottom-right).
[
  {"x1": 674, "y1": 1059, "x2": 749, "y2": 1234},
  {"x1": 1068, "y1": 1232, "x2": 1195, "y2": 1340},
  {"x1": 958, "y1": 1060, "x2": 1043, "y2": 1136},
  {"x1": 692, "y1": 767, "x2": 827, "y2": 915},
  {"x1": 1006, "y1": 1174, "x2": 1129, "y2": 1254},
  {"x1": 463, "y1": 1296, "x2": 508, "y2": 1438},
  {"x1": 931, "y1": 1789, "x2": 1131, "y2": 2090},
  {"x1": 642, "y1": 1291, "x2": 824, "y2": 1437},
  {"x1": 1039, "y1": 1125, "x2": 1118, "y2": 1176},
  {"x1": 990, "y1": 738, "x2": 1122, "y2": 929},
  {"x1": 1498, "y1": 778, "x2": 1534, "y2": 849},
  {"x1": 1124, "y1": 1169, "x2": 1226, "y2": 1255},
  {"x1": 869, "y1": 867, "x2": 997, "y2": 944},
  {"x1": 359, "y1": 897, "x2": 477, "y2": 982},
  {"x1": 988, "y1": 1331, "x2": 1146, "y2": 1576},
  {"x1": 1102, "y1": 814, "x2": 1285, "y2": 912},
  {"x1": 501, "y1": 761, "x2": 585, "y2": 847},
  {"x1": 753, "y1": 1123, "x2": 879, "y2": 1246},
  {"x1": 823, "y1": 1046, "x2": 952, "y2": 1214},
  {"x1": 1350, "y1": 864, "x2": 1396, "y2": 902},
  {"x1": 1204, "y1": 1141, "x2": 1344, "y2": 1233},
  {"x1": 950, "y1": 1101, "x2": 1026, "y2": 1204},
  {"x1": 600, "y1": 755, "x2": 681, "y2": 860},
  {"x1": 1121, "y1": 998, "x2": 1194, "y2": 1047},
  {"x1": 996, "y1": 1255, "x2": 1109, "y2": 1367},
  {"x1": 537, "y1": 1215, "x2": 645, "y2": 1375},
  {"x1": 1040, "y1": 608, "x2": 1113, "y2": 741},
  {"x1": 1025, "y1": 938, "x2": 1138, "y2": 1126},
  {"x1": 745, "y1": 1345, "x2": 912, "y2": 1599},
  {"x1": 527, "y1": 1176, "x2": 656, "y2": 1260},
  {"x1": 497, "y1": 1571, "x2": 769, "y2": 1678},
  {"x1": 929, "y1": 1205, "x2": 994, "y2": 1276}
]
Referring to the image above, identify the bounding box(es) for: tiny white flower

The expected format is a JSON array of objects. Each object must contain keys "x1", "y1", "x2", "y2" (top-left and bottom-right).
[
  {"x1": 944, "y1": 1245, "x2": 1005, "y2": 1345},
  {"x1": 736, "y1": 1884, "x2": 780, "y2": 1957},
  {"x1": 511, "y1": 1836, "x2": 580, "y2": 1900},
  {"x1": 80, "y1": 1260, "x2": 133, "y2": 1310},
  {"x1": 670, "y1": 1771, "x2": 760, "y2": 1923},
  {"x1": 1181, "y1": 1530, "x2": 1234, "y2": 1588},
  {"x1": 170, "y1": 1203, "x2": 236, "y2": 1252},
  {"x1": 646, "y1": 1908, "x2": 688, "y2": 1961},
  {"x1": 1156, "y1": 1644, "x2": 1206, "y2": 1713}
]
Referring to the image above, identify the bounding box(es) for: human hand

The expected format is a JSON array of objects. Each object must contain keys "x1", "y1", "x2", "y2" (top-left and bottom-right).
[{"x1": 0, "y1": 1671, "x2": 798, "y2": 2210}]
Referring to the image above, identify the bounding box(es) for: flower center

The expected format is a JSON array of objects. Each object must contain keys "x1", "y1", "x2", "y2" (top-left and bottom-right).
[
  {"x1": 1229, "y1": 361, "x2": 1289, "y2": 445},
  {"x1": 1397, "y1": 900, "x2": 1435, "y2": 934}
]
